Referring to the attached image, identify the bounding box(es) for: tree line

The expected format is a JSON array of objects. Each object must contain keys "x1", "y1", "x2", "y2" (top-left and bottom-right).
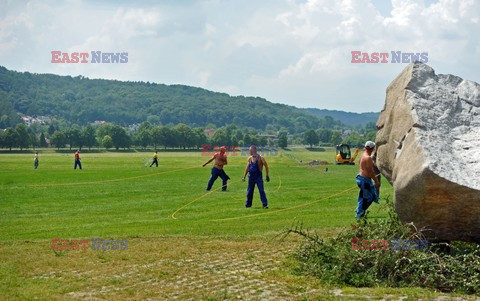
[
  {"x1": 302, "y1": 122, "x2": 377, "y2": 148},
  {"x1": 0, "y1": 122, "x2": 290, "y2": 151},
  {"x1": 0, "y1": 120, "x2": 375, "y2": 151}
]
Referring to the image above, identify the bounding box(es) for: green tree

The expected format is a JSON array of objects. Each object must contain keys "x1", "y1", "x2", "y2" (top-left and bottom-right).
[
  {"x1": 330, "y1": 130, "x2": 342, "y2": 146},
  {"x1": 146, "y1": 115, "x2": 161, "y2": 125},
  {"x1": 211, "y1": 129, "x2": 227, "y2": 146},
  {"x1": 243, "y1": 133, "x2": 252, "y2": 146},
  {"x1": 365, "y1": 130, "x2": 376, "y2": 142},
  {"x1": 151, "y1": 126, "x2": 167, "y2": 149},
  {"x1": 278, "y1": 130, "x2": 288, "y2": 148},
  {"x1": 258, "y1": 136, "x2": 268, "y2": 147},
  {"x1": 303, "y1": 129, "x2": 319, "y2": 148},
  {"x1": 82, "y1": 125, "x2": 97, "y2": 150},
  {"x1": 234, "y1": 130, "x2": 243, "y2": 142},
  {"x1": 29, "y1": 132, "x2": 38, "y2": 150},
  {"x1": 102, "y1": 135, "x2": 113, "y2": 150},
  {"x1": 51, "y1": 130, "x2": 65, "y2": 150},
  {"x1": 15, "y1": 124, "x2": 30, "y2": 150},
  {"x1": 193, "y1": 128, "x2": 207, "y2": 149},
  {"x1": 342, "y1": 132, "x2": 364, "y2": 148},
  {"x1": 39, "y1": 132, "x2": 48, "y2": 147},
  {"x1": 365, "y1": 121, "x2": 377, "y2": 132},
  {"x1": 48, "y1": 124, "x2": 56, "y2": 136},
  {"x1": 96, "y1": 123, "x2": 115, "y2": 141},
  {"x1": 135, "y1": 122, "x2": 152, "y2": 149},
  {"x1": 110, "y1": 125, "x2": 131, "y2": 150},
  {"x1": 174, "y1": 124, "x2": 195, "y2": 149},
  {"x1": 65, "y1": 126, "x2": 82, "y2": 150},
  {"x1": 317, "y1": 129, "x2": 332, "y2": 144},
  {"x1": 2, "y1": 127, "x2": 19, "y2": 151}
]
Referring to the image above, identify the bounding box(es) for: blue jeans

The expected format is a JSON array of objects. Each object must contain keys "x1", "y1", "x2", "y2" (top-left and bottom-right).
[
  {"x1": 245, "y1": 174, "x2": 268, "y2": 207},
  {"x1": 355, "y1": 174, "x2": 378, "y2": 218},
  {"x1": 206, "y1": 167, "x2": 229, "y2": 191},
  {"x1": 74, "y1": 159, "x2": 82, "y2": 170}
]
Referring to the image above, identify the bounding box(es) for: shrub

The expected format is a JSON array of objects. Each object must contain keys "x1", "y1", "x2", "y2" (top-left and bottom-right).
[{"x1": 285, "y1": 198, "x2": 480, "y2": 294}]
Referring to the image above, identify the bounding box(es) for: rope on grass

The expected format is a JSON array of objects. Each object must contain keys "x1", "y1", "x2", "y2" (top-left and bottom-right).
[
  {"x1": 209, "y1": 186, "x2": 357, "y2": 222},
  {"x1": 171, "y1": 179, "x2": 243, "y2": 220},
  {"x1": 29, "y1": 166, "x2": 200, "y2": 187}
]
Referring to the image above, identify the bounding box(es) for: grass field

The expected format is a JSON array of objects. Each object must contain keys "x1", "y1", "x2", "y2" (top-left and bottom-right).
[{"x1": 0, "y1": 148, "x2": 474, "y2": 300}]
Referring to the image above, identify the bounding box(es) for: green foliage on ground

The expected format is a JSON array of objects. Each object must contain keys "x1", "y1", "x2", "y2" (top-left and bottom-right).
[{"x1": 287, "y1": 199, "x2": 480, "y2": 294}]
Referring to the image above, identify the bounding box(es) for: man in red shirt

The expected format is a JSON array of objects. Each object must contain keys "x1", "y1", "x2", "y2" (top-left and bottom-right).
[{"x1": 74, "y1": 150, "x2": 82, "y2": 170}]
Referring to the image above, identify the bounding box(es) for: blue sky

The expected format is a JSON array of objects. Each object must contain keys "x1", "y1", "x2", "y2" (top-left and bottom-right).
[{"x1": 0, "y1": 0, "x2": 479, "y2": 112}]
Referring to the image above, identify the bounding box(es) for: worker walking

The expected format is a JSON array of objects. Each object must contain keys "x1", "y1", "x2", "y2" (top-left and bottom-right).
[
  {"x1": 150, "y1": 151, "x2": 159, "y2": 167},
  {"x1": 242, "y1": 145, "x2": 270, "y2": 209},
  {"x1": 355, "y1": 141, "x2": 380, "y2": 218},
  {"x1": 34, "y1": 151, "x2": 39, "y2": 169},
  {"x1": 74, "y1": 150, "x2": 82, "y2": 170},
  {"x1": 203, "y1": 146, "x2": 230, "y2": 191}
]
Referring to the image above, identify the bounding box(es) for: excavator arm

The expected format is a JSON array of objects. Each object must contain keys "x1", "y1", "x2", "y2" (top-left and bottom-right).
[{"x1": 351, "y1": 148, "x2": 362, "y2": 162}]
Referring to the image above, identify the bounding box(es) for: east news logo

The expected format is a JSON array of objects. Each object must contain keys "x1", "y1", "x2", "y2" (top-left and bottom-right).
[
  {"x1": 51, "y1": 238, "x2": 128, "y2": 250},
  {"x1": 51, "y1": 51, "x2": 128, "y2": 63},
  {"x1": 351, "y1": 51, "x2": 428, "y2": 63}
]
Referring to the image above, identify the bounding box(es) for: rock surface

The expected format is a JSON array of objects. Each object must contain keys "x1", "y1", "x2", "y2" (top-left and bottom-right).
[{"x1": 376, "y1": 62, "x2": 480, "y2": 242}]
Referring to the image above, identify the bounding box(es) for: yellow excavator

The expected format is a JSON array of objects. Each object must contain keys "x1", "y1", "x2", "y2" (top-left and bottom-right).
[{"x1": 335, "y1": 144, "x2": 362, "y2": 165}]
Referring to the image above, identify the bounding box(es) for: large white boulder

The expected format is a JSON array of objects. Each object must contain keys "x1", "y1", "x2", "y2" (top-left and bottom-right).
[{"x1": 376, "y1": 62, "x2": 480, "y2": 242}]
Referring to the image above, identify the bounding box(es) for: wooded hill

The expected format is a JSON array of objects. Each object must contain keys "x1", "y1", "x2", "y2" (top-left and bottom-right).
[{"x1": 0, "y1": 66, "x2": 375, "y2": 132}]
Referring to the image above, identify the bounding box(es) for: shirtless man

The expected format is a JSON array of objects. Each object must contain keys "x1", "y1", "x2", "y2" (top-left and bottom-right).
[
  {"x1": 355, "y1": 141, "x2": 380, "y2": 218},
  {"x1": 242, "y1": 145, "x2": 270, "y2": 208},
  {"x1": 203, "y1": 146, "x2": 230, "y2": 191}
]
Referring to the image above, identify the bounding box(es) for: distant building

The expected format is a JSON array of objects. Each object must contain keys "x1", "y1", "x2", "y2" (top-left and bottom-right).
[
  {"x1": 20, "y1": 115, "x2": 53, "y2": 126},
  {"x1": 44, "y1": 138, "x2": 52, "y2": 148},
  {"x1": 342, "y1": 129, "x2": 352, "y2": 138},
  {"x1": 20, "y1": 115, "x2": 32, "y2": 126},
  {"x1": 35, "y1": 115, "x2": 53, "y2": 124},
  {"x1": 92, "y1": 120, "x2": 106, "y2": 126},
  {"x1": 204, "y1": 128, "x2": 216, "y2": 138},
  {"x1": 128, "y1": 123, "x2": 140, "y2": 132}
]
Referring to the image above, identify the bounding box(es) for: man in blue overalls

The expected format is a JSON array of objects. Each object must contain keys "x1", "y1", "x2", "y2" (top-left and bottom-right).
[
  {"x1": 202, "y1": 146, "x2": 230, "y2": 191},
  {"x1": 242, "y1": 145, "x2": 270, "y2": 208},
  {"x1": 355, "y1": 141, "x2": 380, "y2": 218}
]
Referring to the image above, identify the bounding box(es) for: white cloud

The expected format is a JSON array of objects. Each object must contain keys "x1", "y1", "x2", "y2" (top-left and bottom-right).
[{"x1": 0, "y1": 0, "x2": 478, "y2": 112}]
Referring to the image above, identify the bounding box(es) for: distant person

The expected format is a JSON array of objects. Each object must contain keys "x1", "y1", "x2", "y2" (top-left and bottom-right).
[
  {"x1": 242, "y1": 145, "x2": 270, "y2": 209},
  {"x1": 74, "y1": 150, "x2": 82, "y2": 170},
  {"x1": 355, "y1": 141, "x2": 380, "y2": 218},
  {"x1": 150, "y1": 151, "x2": 159, "y2": 167},
  {"x1": 203, "y1": 146, "x2": 230, "y2": 191},
  {"x1": 34, "y1": 151, "x2": 39, "y2": 169}
]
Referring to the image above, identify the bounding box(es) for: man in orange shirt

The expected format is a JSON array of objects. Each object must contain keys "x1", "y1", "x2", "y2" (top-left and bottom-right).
[{"x1": 74, "y1": 150, "x2": 82, "y2": 170}]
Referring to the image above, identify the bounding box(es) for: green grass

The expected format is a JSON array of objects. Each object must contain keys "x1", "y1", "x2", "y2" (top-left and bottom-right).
[
  {"x1": 0, "y1": 147, "x2": 391, "y2": 240},
  {"x1": 4, "y1": 148, "x2": 474, "y2": 299}
]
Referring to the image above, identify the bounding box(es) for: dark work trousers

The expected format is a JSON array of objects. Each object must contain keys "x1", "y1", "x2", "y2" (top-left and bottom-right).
[{"x1": 206, "y1": 167, "x2": 230, "y2": 191}]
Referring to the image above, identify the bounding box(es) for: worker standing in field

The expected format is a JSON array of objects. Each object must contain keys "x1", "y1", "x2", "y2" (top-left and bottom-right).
[
  {"x1": 34, "y1": 151, "x2": 39, "y2": 169},
  {"x1": 355, "y1": 141, "x2": 380, "y2": 218},
  {"x1": 242, "y1": 145, "x2": 270, "y2": 209},
  {"x1": 74, "y1": 150, "x2": 82, "y2": 170},
  {"x1": 150, "y1": 151, "x2": 159, "y2": 167},
  {"x1": 203, "y1": 146, "x2": 230, "y2": 191}
]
